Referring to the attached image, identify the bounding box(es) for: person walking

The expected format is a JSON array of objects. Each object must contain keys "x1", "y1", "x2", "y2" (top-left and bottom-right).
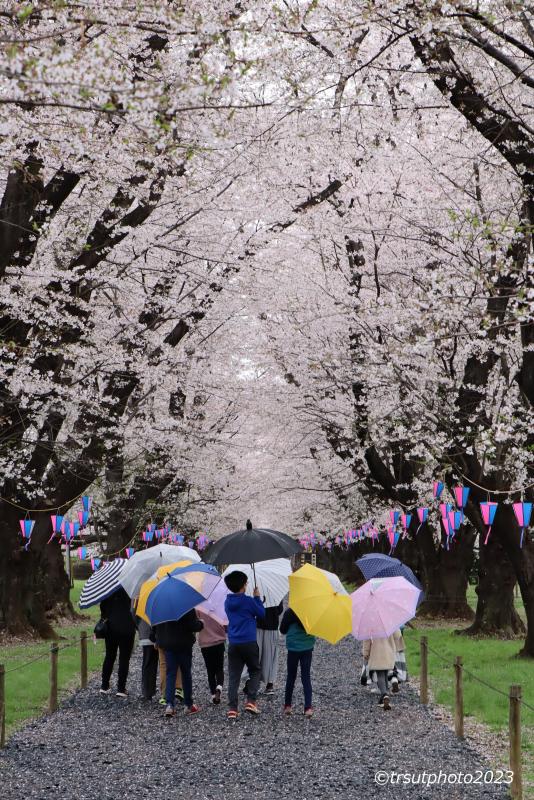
[
  {"x1": 157, "y1": 647, "x2": 183, "y2": 705},
  {"x1": 279, "y1": 607, "x2": 315, "y2": 717},
  {"x1": 154, "y1": 608, "x2": 203, "y2": 717},
  {"x1": 198, "y1": 609, "x2": 226, "y2": 704},
  {"x1": 257, "y1": 601, "x2": 283, "y2": 694},
  {"x1": 135, "y1": 614, "x2": 158, "y2": 700},
  {"x1": 362, "y1": 630, "x2": 403, "y2": 710},
  {"x1": 99, "y1": 586, "x2": 136, "y2": 698},
  {"x1": 224, "y1": 571, "x2": 265, "y2": 720}
]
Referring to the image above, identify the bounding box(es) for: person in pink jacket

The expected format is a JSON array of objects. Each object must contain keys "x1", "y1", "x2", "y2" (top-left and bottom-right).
[{"x1": 197, "y1": 610, "x2": 227, "y2": 704}]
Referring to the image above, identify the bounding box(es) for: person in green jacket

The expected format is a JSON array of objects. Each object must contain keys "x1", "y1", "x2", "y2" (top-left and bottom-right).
[{"x1": 279, "y1": 608, "x2": 315, "y2": 717}]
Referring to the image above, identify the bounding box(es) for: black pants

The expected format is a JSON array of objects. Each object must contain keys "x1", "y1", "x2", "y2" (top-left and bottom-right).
[
  {"x1": 201, "y1": 643, "x2": 225, "y2": 694},
  {"x1": 228, "y1": 641, "x2": 261, "y2": 710},
  {"x1": 141, "y1": 645, "x2": 159, "y2": 699},
  {"x1": 101, "y1": 633, "x2": 135, "y2": 693}
]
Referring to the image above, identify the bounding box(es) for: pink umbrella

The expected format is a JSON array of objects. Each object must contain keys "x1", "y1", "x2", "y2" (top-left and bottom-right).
[
  {"x1": 196, "y1": 577, "x2": 229, "y2": 625},
  {"x1": 351, "y1": 576, "x2": 421, "y2": 640}
]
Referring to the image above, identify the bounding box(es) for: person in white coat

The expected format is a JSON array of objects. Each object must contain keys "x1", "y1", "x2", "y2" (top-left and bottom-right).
[{"x1": 362, "y1": 630, "x2": 403, "y2": 710}]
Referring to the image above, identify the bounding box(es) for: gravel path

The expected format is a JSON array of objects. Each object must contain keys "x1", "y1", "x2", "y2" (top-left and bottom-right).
[{"x1": 0, "y1": 636, "x2": 510, "y2": 800}]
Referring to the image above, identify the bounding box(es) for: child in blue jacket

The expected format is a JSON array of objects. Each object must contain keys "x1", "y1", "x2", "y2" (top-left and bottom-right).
[{"x1": 224, "y1": 570, "x2": 265, "y2": 719}]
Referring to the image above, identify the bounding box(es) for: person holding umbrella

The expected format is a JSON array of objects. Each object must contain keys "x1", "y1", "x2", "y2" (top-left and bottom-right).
[
  {"x1": 99, "y1": 586, "x2": 136, "y2": 697},
  {"x1": 153, "y1": 608, "x2": 203, "y2": 717},
  {"x1": 224, "y1": 570, "x2": 265, "y2": 719},
  {"x1": 351, "y1": 575, "x2": 421, "y2": 710}
]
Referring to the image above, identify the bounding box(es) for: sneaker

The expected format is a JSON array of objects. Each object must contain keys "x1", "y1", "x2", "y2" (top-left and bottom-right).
[
  {"x1": 164, "y1": 704, "x2": 175, "y2": 717},
  {"x1": 158, "y1": 697, "x2": 166, "y2": 705},
  {"x1": 391, "y1": 678, "x2": 400, "y2": 694},
  {"x1": 370, "y1": 686, "x2": 380, "y2": 694},
  {"x1": 245, "y1": 701, "x2": 260, "y2": 715},
  {"x1": 264, "y1": 683, "x2": 274, "y2": 695},
  {"x1": 304, "y1": 707, "x2": 314, "y2": 717},
  {"x1": 283, "y1": 705, "x2": 292, "y2": 715},
  {"x1": 186, "y1": 704, "x2": 200, "y2": 715},
  {"x1": 175, "y1": 687, "x2": 184, "y2": 702},
  {"x1": 99, "y1": 688, "x2": 111, "y2": 695},
  {"x1": 116, "y1": 690, "x2": 128, "y2": 698},
  {"x1": 227, "y1": 709, "x2": 238, "y2": 721},
  {"x1": 379, "y1": 695, "x2": 391, "y2": 711},
  {"x1": 213, "y1": 688, "x2": 222, "y2": 705}
]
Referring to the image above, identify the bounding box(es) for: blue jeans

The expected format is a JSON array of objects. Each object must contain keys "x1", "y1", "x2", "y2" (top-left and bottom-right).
[
  {"x1": 165, "y1": 648, "x2": 193, "y2": 707},
  {"x1": 285, "y1": 649, "x2": 313, "y2": 709}
]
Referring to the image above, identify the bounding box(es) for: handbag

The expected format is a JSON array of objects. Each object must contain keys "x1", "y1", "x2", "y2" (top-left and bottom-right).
[{"x1": 94, "y1": 618, "x2": 108, "y2": 639}]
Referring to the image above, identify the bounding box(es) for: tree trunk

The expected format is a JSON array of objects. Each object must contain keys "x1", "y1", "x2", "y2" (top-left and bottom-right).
[
  {"x1": 104, "y1": 470, "x2": 179, "y2": 555},
  {"x1": 458, "y1": 531, "x2": 524, "y2": 638},
  {"x1": 416, "y1": 522, "x2": 475, "y2": 620},
  {"x1": 490, "y1": 505, "x2": 534, "y2": 657},
  {"x1": 0, "y1": 507, "x2": 71, "y2": 638}
]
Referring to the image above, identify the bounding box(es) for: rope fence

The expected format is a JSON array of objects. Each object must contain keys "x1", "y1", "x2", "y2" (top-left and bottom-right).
[
  {"x1": 0, "y1": 631, "x2": 99, "y2": 748},
  {"x1": 415, "y1": 632, "x2": 533, "y2": 800}
]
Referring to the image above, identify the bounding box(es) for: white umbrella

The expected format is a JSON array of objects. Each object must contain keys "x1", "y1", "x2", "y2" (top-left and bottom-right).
[
  {"x1": 222, "y1": 558, "x2": 292, "y2": 606},
  {"x1": 119, "y1": 544, "x2": 201, "y2": 598},
  {"x1": 320, "y1": 568, "x2": 348, "y2": 596}
]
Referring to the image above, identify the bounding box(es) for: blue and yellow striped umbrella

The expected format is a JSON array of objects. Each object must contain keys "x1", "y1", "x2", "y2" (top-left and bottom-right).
[{"x1": 144, "y1": 563, "x2": 221, "y2": 625}]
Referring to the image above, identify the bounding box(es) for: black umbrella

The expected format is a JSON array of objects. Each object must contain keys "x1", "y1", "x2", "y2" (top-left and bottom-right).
[{"x1": 204, "y1": 519, "x2": 301, "y2": 568}]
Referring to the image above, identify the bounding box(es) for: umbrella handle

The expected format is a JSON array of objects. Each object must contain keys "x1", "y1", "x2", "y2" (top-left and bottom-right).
[{"x1": 252, "y1": 562, "x2": 258, "y2": 593}]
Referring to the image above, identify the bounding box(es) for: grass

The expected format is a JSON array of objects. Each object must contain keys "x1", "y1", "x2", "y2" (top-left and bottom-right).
[
  {"x1": 2, "y1": 581, "x2": 104, "y2": 737},
  {"x1": 465, "y1": 582, "x2": 527, "y2": 621},
  {"x1": 404, "y1": 624, "x2": 534, "y2": 796}
]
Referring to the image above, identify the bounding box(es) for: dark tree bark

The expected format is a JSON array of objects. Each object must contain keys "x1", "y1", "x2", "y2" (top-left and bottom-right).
[
  {"x1": 409, "y1": 7, "x2": 534, "y2": 655},
  {"x1": 411, "y1": 520, "x2": 475, "y2": 620},
  {"x1": 104, "y1": 471, "x2": 182, "y2": 555},
  {"x1": 460, "y1": 530, "x2": 524, "y2": 638}
]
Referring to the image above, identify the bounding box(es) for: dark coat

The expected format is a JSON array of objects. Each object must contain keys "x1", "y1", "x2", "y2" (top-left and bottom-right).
[
  {"x1": 257, "y1": 601, "x2": 284, "y2": 631},
  {"x1": 154, "y1": 609, "x2": 203, "y2": 651},
  {"x1": 100, "y1": 587, "x2": 136, "y2": 638}
]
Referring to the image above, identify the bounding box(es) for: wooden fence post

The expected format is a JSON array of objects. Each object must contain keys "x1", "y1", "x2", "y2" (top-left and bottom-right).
[
  {"x1": 49, "y1": 643, "x2": 58, "y2": 713},
  {"x1": 80, "y1": 631, "x2": 88, "y2": 689},
  {"x1": 454, "y1": 656, "x2": 464, "y2": 738},
  {"x1": 509, "y1": 684, "x2": 522, "y2": 800},
  {"x1": 420, "y1": 636, "x2": 428, "y2": 705},
  {"x1": 0, "y1": 664, "x2": 5, "y2": 748}
]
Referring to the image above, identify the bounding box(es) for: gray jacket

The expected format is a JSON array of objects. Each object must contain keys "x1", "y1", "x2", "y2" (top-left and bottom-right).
[{"x1": 136, "y1": 616, "x2": 153, "y2": 647}]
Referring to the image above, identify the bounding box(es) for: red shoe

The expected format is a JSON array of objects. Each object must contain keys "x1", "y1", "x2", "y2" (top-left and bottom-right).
[
  {"x1": 227, "y1": 709, "x2": 238, "y2": 721},
  {"x1": 304, "y1": 707, "x2": 314, "y2": 718},
  {"x1": 186, "y1": 704, "x2": 200, "y2": 715},
  {"x1": 283, "y1": 705, "x2": 293, "y2": 715},
  {"x1": 245, "y1": 701, "x2": 260, "y2": 715}
]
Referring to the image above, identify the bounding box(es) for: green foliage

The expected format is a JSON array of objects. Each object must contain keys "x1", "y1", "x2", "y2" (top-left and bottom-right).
[
  {"x1": 405, "y1": 626, "x2": 534, "y2": 792},
  {"x1": 17, "y1": 4, "x2": 34, "y2": 23}
]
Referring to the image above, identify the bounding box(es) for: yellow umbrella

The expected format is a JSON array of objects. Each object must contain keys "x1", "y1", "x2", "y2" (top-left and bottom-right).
[
  {"x1": 136, "y1": 559, "x2": 194, "y2": 622},
  {"x1": 288, "y1": 563, "x2": 352, "y2": 644}
]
